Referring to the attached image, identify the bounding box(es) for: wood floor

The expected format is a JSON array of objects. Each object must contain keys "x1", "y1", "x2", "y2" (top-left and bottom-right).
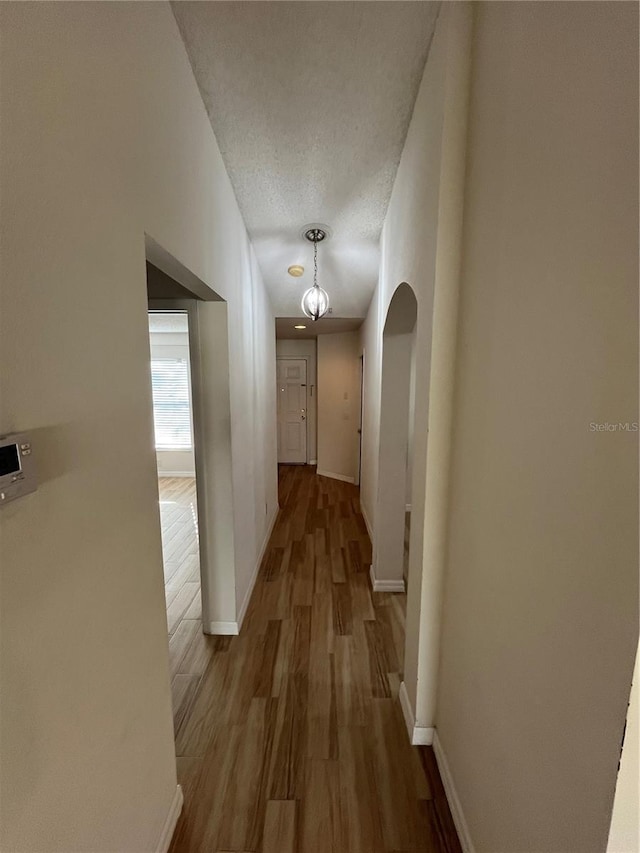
[
  {"x1": 158, "y1": 477, "x2": 202, "y2": 636},
  {"x1": 168, "y1": 465, "x2": 461, "y2": 853}
]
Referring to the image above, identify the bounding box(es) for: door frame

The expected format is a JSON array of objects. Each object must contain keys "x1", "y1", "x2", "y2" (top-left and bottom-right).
[
  {"x1": 276, "y1": 355, "x2": 311, "y2": 465},
  {"x1": 147, "y1": 236, "x2": 239, "y2": 638},
  {"x1": 356, "y1": 351, "x2": 365, "y2": 486}
]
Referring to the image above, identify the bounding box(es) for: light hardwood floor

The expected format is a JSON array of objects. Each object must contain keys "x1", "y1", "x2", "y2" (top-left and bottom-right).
[
  {"x1": 167, "y1": 465, "x2": 461, "y2": 853},
  {"x1": 158, "y1": 477, "x2": 202, "y2": 635}
]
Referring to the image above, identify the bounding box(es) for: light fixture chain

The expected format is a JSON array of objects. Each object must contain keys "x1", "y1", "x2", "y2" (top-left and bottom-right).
[
  {"x1": 300, "y1": 225, "x2": 329, "y2": 322},
  {"x1": 313, "y1": 235, "x2": 318, "y2": 289}
]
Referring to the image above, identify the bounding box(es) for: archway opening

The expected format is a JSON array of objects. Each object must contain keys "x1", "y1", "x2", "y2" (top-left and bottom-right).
[{"x1": 372, "y1": 283, "x2": 418, "y2": 606}]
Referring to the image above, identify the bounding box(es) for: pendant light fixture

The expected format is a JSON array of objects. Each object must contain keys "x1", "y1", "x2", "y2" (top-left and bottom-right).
[{"x1": 301, "y1": 227, "x2": 329, "y2": 321}]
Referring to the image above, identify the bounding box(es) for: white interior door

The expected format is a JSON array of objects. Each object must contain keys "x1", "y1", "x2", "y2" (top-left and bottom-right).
[{"x1": 277, "y1": 358, "x2": 307, "y2": 464}]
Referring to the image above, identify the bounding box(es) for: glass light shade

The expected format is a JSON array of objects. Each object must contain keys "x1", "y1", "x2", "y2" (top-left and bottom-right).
[{"x1": 301, "y1": 285, "x2": 329, "y2": 321}]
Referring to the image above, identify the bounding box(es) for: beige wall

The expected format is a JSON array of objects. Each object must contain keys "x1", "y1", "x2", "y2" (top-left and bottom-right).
[
  {"x1": 360, "y1": 2, "x2": 472, "y2": 716},
  {"x1": 0, "y1": 4, "x2": 276, "y2": 852},
  {"x1": 276, "y1": 338, "x2": 317, "y2": 463},
  {"x1": 317, "y1": 332, "x2": 361, "y2": 483},
  {"x1": 437, "y1": 4, "x2": 639, "y2": 851}
]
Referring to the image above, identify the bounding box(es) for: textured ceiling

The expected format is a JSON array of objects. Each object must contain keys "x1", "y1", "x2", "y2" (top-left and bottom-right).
[
  {"x1": 172, "y1": 1, "x2": 440, "y2": 318},
  {"x1": 276, "y1": 316, "x2": 363, "y2": 340}
]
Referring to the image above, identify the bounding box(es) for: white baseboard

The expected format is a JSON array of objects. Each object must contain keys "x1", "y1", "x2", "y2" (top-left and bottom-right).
[
  {"x1": 398, "y1": 681, "x2": 434, "y2": 745},
  {"x1": 360, "y1": 501, "x2": 374, "y2": 541},
  {"x1": 205, "y1": 507, "x2": 279, "y2": 637},
  {"x1": 157, "y1": 471, "x2": 195, "y2": 479},
  {"x1": 237, "y1": 506, "x2": 279, "y2": 631},
  {"x1": 399, "y1": 680, "x2": 415, "y2": 739},
  {"x1": 405, "y1": 503, "x2": 412, "y2": 512},
  {"x1": 396, "y1": 689, "x2": 474, "y2": 852},
  {"x1": 369, "y1": 565, "x2": 405, "y2": 593},
  {"x1": 309, "y1": 458, "x2": 318, "y2": 465},
  {"x1": 156, "y1": 784, "x2": 183, "y2": 853},
  {"x1": 316, "y1": 468, "x2": 355, "y2": 484},
  {"x1": 433, "y1": 730, "x2": 475, "y2": 853},
  {"x1": 206, "y1": 620, "x2": 239, "y2": 635}
]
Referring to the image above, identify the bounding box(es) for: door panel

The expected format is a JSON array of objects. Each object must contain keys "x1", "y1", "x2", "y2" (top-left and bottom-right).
[
  {"x1": 285, "y1": 384, "x2": 301, "y2": 410},
  {"x1": 277, "y1": 358, "x2": 307, "y2": 464},
  {"x1": 284, "y1": 364, "x2": 302, "y2": 380},
  {"x1": 286, "y1": 422, "x2": 303, "y2": 451}
]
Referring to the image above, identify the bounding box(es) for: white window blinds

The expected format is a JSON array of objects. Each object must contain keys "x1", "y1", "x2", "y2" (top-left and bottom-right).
[{"x1": 150, "y1": 358, "x2": 193, "y2": 449}]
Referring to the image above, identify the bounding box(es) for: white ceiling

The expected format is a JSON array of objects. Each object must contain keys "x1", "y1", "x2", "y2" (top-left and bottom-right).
[
  {"x1": 172, "y1": 1, "x2": 440, "y2": 318},
  {"x1": 276, "y1": 316, "x2": 363, "y2": 340}
]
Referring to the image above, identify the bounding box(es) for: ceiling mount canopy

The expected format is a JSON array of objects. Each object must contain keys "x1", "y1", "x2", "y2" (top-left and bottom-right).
[
  {"x1": 301, "y1": 226, "x2": 330, "y2": 322},
  {"x1": 303, "y1": 227, "x2": 327, "y2": 244}
]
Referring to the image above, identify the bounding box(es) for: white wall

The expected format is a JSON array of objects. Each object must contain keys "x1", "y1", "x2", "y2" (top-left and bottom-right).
[
  {"x1": 276, "y1": 338, "x2": 317, "y2": 463},
  {"x1": 406, "y1": 331, "x2": 416, "y2": 507},
  {"x1": 156, "y1": 448, "x2": 195, "y2": 478},
  {"x1": 360, "y1": 2, "x2": 472, "y2": 715},
  {"x1": 317, "y1": 332, "x2": 361, "y2": 483},
  {"x1": 361, "y1": 4, "x2": 638, "y2": 849},
  {"x1": 374, "y1": 329, "x2": 415, "y2": 585},
  {"x1": 359, "y1": 0, "x2": 448, "y2": 530},
  {"x1": 0, "y1": 4, "x2": 277, "y2": 852},
  {"x1": 149, "y1": 330, "x2": 196, "y2": 477},
  {"x1": 190, "y1": 301, "x2": 239, "y2": 631},
  {"x1": 437, "y1": 4, "x2": 638, "y2": 851}
]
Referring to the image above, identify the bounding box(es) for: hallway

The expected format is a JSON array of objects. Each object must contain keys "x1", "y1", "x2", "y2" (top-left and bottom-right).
[{"x1": 169, "y1": 466, "x2": 460, "y2": 853}]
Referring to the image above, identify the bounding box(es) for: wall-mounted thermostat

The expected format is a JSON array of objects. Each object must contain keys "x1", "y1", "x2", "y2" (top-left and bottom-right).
[{"x1": 0, "y1": 432, "x2": 37, "y2": 505}]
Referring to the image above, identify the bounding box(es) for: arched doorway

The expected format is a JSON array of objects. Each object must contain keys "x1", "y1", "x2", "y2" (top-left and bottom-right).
[{"x1": 371, "y1": 283, "x2": 418, "y2": 593}]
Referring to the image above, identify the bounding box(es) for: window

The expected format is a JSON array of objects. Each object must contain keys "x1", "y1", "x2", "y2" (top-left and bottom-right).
[{"x1": 150, "y1": 357, "x2": 193, "y2": 449}]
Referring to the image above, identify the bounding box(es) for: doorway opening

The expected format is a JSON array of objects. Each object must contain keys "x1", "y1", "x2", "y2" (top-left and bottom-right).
[
  {"x1": 277, "y1": 357, "x2": 309, "y2": 465},
  {"x1": 404, "y1": 333, "x2": 417, "y2": 588},
  {"x1": 148, "y1": 311, "x2": 202, "y2": 637},
  {"x1": 145, "y1": 241, "x2": 237, "y2": 768},
  {"x1": 356, "y1": 352, "x2": 364, "y2": 486},
  {"x1": 372, "y1": 283, "x2": 418, "y2": 614}
]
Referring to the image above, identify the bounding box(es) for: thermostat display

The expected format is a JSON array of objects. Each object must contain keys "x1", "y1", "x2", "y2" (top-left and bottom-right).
[
  {"x1": 0, "y1": 444, "x2": 21, "y2": 477},
  {"x1": 0, "y1": 433, "x2": 37, "y2": 505}
]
